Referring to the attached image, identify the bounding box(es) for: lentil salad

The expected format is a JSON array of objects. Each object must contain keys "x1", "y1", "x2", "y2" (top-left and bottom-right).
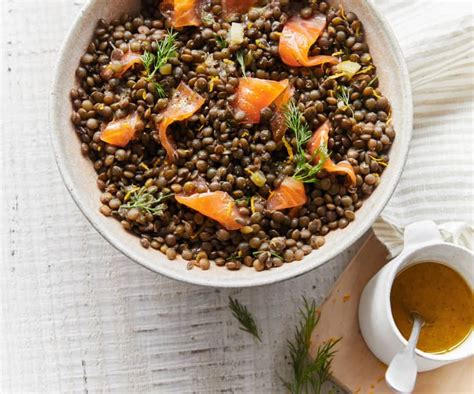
[{"x1": 70, "y1": 0, "x2": 395, "y2": 272}]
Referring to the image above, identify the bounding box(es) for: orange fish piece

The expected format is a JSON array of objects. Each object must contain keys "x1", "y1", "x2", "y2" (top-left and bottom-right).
[
  {"x1": 222, "y1": 0, "x2": 257, "y2": 17},
  {"x1": 234, "y1": 78, "x2": 289, "y2": 124},
  {"x1": 100, "y1": 112, "x2": 143, "y2": 147},
  {"x1": 266, "y1": 177, "x2": 307, "y2": 210},
  {"x1": 307, "y1": 120, "x2": 356, "y2": 186},
  {"x1": 157, "y1": 82, "x2": 205, "y2": 162},
  {"x1": 100, "y1": 51, "x2": 142, "y2": 80},
  {"x1": 279, "y1": 14, "x2": 339, "y2": 67},
  {"x1": 175, "y1": 191, "x2": 245, "y2": 230},
  {"x1": 160, "y1": 0, "x2": 201, "y2": 28}
]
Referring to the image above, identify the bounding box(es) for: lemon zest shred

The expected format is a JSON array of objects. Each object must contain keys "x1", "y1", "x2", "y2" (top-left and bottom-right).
[
  {"x1": 255, "y1": 39, "x2": 268, "y2": 49},
  {"x1": 282, "y1": 135, "x2": 294, "y2": 161},
  {"x1": 355, "y1": 65, "x2": 374, "y2": 75},
  {"x1": 326, "y1": 72, "x2": 345, "y2": 81},
  {"x1": 208, "y1": 76, "x2": 220, "y2": 92},
  {"x1": 355, "y1": 25, "x2": 361, "y2": 37},
  {"x1": 191, "y1": 223, "x2": 205, "y2": 240},
  {"x1": 373, "y1": 90, "x2": 382, "y2": 99},
  {"x1": 339, "y1": 4, "x2": 347, "y2": 20},
  {"x1": 152, "y1": 157, "x2": 162, "y2": 168},
  {"x1": 250, "y1": 196, "x2": 256, "y2": 214},
  {"x1": 245, "y1": 168, "x2": 254, "y2": 176},
  {"x1": 223, "y1": 59, "x2": 234, "y2": 65},
  {"x1": 142, "y1": 91, "x2": 147, "y2": 100},
  {"x1": 331, "y1": 50, "x2": 344, "y2": 57},
  {"x1": 139, "y1": 162, "x2": 150, "y2": 171},
  {"x1": 241, "y1": 131, "x2": 249, "y2": 138},
  {"x1": 368, "y1": 155, "x2": 388, "y2": 167},
  {"x1": 124, "y1": 186, "x2": 140, "y2": 202}
]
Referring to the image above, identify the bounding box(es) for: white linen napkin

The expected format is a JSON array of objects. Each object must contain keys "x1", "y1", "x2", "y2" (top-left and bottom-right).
[{"x1": 371, "y1": 0, "x2": 474, "y2": 256}]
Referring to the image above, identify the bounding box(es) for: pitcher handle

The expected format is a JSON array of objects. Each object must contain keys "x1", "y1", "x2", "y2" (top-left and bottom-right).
[{"x1": 403, "y1": 220, "x2": 443, "y2": 252}]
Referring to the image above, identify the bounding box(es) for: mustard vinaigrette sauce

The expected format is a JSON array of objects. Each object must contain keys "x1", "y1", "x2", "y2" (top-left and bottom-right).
[{"x1": 390, "y1": 262, "x2": 473, "y2": 354}]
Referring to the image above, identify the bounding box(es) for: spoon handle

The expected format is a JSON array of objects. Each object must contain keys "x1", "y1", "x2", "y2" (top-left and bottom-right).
[
  {"x1": 385, "y1": 314, "x2": 424, "y2": 393},
  {"x1": 406, "y1": 315, "x2": 423, "y2": 355}
]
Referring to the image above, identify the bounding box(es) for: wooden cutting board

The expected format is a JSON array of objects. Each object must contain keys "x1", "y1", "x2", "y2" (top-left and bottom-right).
[{"x1": 310, "y1": 231, "x2": 474, "y2": 393}]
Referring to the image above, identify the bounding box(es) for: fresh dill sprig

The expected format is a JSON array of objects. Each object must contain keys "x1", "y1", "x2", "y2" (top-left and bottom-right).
[
  {"x1": 284, "y1": 102, "x2": 329, "y2": 183},
  {"x1": 216, "y1": 35, "x2": 228, "y2": 49},
  {"x1": 140, "y1": 29, "x2": 177, "y2": 98},
  {"x1": 236, "y1": 50, "x2": 247, "y2": 78},
  {"x1": 141, "y1": 29, "x2": 177, "y2": 79},
  {"x1": 335, "y1": 85, "x2": 355, "y2": 117},
  {"x1": 292, "y1": 145, "x2": 329, "y2": 183},
  {"x1": 120, "y1": 186, "x2": 173, "y2": 216},
  {"x1": 228, "y1": 296, "x2": 262, "y2": 342},
  {"x1": 253, "y1": 250, "x2": 283, "y2": 260},
  {"x1": 141, "y1": 50, "x2": 156, "y2": 76},
  {"x1": 367, "y1": 76, "x2": 378, "y2": 88},
  {"x1": 285, "y1": 101, "x2": 312, "y2": 150},
  {"x1": 200, "y1": 11, "x2": 215, "y2": 25},
  {"x1": 151, "y1": 81, "x2": 166, "y2": 99},
  {"x1": 281, "y1": 297, "x2": 340, "y2": 394},
  {"x1": 226, "y1": 251, "x2": 243, "y2": 261}
]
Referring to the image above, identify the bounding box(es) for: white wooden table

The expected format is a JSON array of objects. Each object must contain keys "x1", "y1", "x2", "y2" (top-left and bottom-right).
[
  {"x1": 0, "y1": 1, "x2": 365, "y2": 392},
  {"x1": 4, "y1": 0, "x2": 473, "y2": 392}
]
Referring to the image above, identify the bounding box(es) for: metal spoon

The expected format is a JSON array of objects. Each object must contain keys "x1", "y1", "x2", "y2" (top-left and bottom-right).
[{"x1": 385, "y1": 312, "x2": 424, "y2": 393}]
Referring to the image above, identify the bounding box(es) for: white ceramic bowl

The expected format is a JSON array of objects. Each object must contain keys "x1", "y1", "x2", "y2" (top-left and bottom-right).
[{"x1": 50, "y1": 0, "x2": 412, "y2": 287}]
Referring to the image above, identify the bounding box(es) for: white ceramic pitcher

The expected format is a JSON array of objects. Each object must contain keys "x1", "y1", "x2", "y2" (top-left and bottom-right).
[{"x1": 359, "y1": 220, "x2": 473, "y2": 372}]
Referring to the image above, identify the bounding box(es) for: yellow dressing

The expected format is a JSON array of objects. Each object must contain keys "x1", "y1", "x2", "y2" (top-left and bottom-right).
[{"x1": 390, "y1": 262, "x2": 473, "y2": 354}]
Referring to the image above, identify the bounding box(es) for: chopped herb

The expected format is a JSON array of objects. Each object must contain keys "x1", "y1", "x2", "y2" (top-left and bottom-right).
[
  {"x1": 281, "y1": 297, "x2": 340, "y2": 394},
  {"x1": 284, "y1": 102, "x2": 329, "y2": 183},
  {"x1": 367, "y1": 76, "x2": 378, "y2": 88},
  {"x1": 152, "y1": 81, "x2": 166, "y2": 99},
  {"x1": 201, "y1": 11, "x2": 215, "y2": 25},
  {"x1": 120, "y1": 186, "x2": 173, "y2": 216},
  {"x1": 253, "y1": 250, "x2": 283, "y2": 260},
  {"x1": 216, "y1": 35, "x2": 228, "y2": 49},
  {"x1": 336, "y1": 85, "x2": 355, "y2": 117},
  {"x1": 235, "y1": 195, "x2": 252, "y2": 205},
  {"x1": 228, "y1": 296, "x2": 262, "y2": 342},
  {"x1": 140, "y1": 29, "x2": 177, "y2": 98},
  {"x1": 236, "y1": 50, "x2": 247, "y2": 78},
  {"x1": 226, "y1": 250, "x2": 244, "y2": 261}
]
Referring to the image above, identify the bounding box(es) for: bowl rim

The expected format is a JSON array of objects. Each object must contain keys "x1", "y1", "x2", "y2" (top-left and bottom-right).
[{"x1": 49, "y1": 0, "x2": 413, "y2": 288}]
